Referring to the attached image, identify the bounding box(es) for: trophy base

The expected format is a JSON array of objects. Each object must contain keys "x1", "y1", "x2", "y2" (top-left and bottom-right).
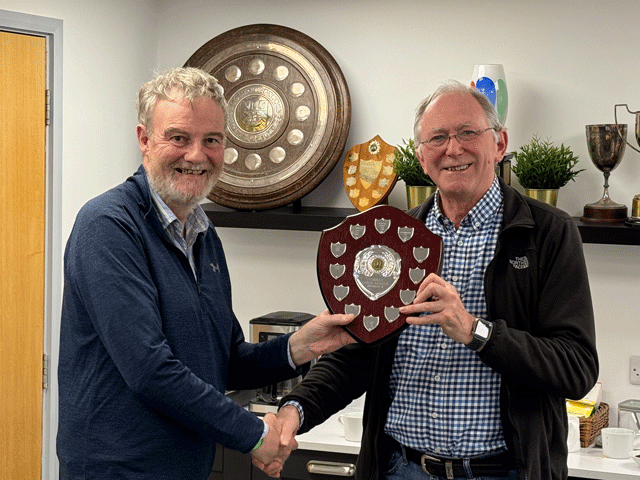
[{"x1": 581, "y1": 203, "x2": 628, "y2": 223}]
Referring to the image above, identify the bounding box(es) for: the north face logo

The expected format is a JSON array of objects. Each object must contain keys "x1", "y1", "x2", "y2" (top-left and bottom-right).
[{"x1": 509, "y1": 256, "x2": 529, "y2": 269}]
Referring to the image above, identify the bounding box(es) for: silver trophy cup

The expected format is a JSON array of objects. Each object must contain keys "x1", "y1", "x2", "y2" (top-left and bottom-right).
[
  {"x1": 614, "y1": 104, "x2": 640, "y2": 225},
  {"x1": 582, "y1": 124, "x2": 628, "y2": 223}
]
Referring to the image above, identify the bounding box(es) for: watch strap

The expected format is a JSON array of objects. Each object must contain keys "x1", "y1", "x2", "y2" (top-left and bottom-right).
[{"x1": 465, "y1": 336, "x2": 486, "y2": 352}]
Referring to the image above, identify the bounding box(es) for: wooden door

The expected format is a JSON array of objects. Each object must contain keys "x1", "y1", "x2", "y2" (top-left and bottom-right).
[{"x1": 0, "y1": 30, "x2": 46, "y2": 480}]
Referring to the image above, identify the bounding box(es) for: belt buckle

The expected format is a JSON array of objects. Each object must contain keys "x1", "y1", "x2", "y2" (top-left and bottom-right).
[
  {"x1": 420, "y1": 454, "x2": 454, "y2": 480},
  {"x1": 419, "y1": 454, "x2": 437, "y2": 475}
]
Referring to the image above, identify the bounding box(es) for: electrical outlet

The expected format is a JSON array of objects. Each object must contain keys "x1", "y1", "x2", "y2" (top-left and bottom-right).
[{"x1": 630, "y1": 356, "x2": 640, "y2": 385}]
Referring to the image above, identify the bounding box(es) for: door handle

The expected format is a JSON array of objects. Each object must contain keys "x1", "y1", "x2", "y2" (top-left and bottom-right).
[{"x1": 306, "y1": 460, "x2": 356, "y2": 476}]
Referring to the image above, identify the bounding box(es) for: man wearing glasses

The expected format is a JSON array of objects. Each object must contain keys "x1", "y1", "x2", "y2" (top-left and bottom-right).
[{"x1": 268, "y1": 81, "x2": 598, "y2": 480}]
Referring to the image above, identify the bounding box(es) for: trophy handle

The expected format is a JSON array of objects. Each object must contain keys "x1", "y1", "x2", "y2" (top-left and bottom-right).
[{"x1": 614, "y1": 104, "x2": 640, "y2": 153}]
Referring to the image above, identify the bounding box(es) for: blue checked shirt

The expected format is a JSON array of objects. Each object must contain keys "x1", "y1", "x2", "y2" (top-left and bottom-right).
[{"x1": 385, "y1": 177, "x2": 506, "y2": 457}]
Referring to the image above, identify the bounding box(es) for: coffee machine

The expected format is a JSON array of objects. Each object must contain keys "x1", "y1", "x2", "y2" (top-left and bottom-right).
[{"x1": 248, "y1": 311, "x2": 314, "y2": 414}]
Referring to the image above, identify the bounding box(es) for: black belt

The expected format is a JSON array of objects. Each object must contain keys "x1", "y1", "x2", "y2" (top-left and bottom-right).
[{"x1": 393, "y1": 439, "x2": 515, "y2": 479}]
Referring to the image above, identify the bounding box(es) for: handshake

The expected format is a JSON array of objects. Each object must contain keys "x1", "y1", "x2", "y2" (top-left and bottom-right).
[{"x1": 250, "y1": 405, "x2": 301, "y2": 478}]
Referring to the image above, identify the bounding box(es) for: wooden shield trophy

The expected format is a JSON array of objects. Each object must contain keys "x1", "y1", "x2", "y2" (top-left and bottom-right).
[
  {"x1": 343, "y1": 135, "x2": 398, "y2": 211},
  {"x1": 318, "y1": 205, "x2": 442, "y2": 345}
]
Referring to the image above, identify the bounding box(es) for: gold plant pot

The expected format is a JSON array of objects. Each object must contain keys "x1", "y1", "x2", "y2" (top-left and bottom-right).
[
  {"x1": 406, "y1": 185, "x2": 437, "y2": 209},
  {"x1": 524, "y1": 188, "x2": 558, "y2": 207}
]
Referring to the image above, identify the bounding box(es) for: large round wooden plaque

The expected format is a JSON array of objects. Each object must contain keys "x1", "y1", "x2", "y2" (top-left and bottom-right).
[{"x1": 184, "y1": 24, "x2": 351, "y2": 210}]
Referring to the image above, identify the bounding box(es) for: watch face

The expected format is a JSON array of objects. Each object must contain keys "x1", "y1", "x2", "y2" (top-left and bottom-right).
[{"x1": 475, "y1": 320, "x2": 490, "y2": 339}]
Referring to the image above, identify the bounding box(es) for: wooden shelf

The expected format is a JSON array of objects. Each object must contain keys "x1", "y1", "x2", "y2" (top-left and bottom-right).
[
  {"x1": 202, "y1": 203, "x2": 640, "y2": 245},
  {"x1": 202, "y1": 202, "x2": 356, "y2": 232},
  {"x1": 572, "y1": 218, "x2": 640, "y2": 245}
]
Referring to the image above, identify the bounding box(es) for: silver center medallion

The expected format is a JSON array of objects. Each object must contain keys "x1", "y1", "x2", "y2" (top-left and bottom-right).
[
  {"x1": 353, "y1": 245, "x2": 401, "y2": 301},
  {"x1": 227, "y1": 84, "x2": 286, "y2": 145}
]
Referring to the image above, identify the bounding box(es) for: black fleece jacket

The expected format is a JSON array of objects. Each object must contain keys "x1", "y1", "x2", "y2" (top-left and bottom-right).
[{"x1": 281, "y1": 178, "x2": 598, "y2": 480}]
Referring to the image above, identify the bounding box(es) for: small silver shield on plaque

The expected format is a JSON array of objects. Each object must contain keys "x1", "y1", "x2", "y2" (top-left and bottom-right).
[
  {"x1": 333, "y1": 285, "x2": 350, "y2": 301},
  {"x1": 350, "y1": 224, "x2": 366, "y2": 240},
  {"x1": 330, "y1": 264, "x2": 346, "y2": 279},
  {"x1": 331, "y1": 242, "x2": 347, "y2": 258},
  {"x1": 363, "y1": 315, "x2": 379, "y2": 332},
  {"x1": 400, "y1": 289, "x2": 416, "y2": 305},
  {"x1": 353, "y1": 245, "x2": 401, "y2": 301},
  {"x1": 398, "y1": 227, "x2": 414, "y2": 243},
  {"x1": 375, "y1": 218, "x2": 391, "y2": 234},
  {"x1": 409, "y1": 268, "x2": 426, "y2": 284},
  {"x1": 344, "y1": 303, "x2": 361, "y2": 318},
  {"x1": 413, "y1": 247, "x2": 430, "y2": 263},
  {"x1": 384, "y1": 306, "x2": 400, "y2": 323}
]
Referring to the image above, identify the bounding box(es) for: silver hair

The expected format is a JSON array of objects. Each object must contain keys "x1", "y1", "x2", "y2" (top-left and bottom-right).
[
  {"x1": 137, "y1": 67, "x2": 227, "y2": 131},
  {"x1": 413, "y1": 80, "x2": 504, "y2": 146}
]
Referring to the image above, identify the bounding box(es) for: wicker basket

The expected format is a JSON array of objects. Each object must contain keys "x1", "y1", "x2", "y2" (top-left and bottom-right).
[{"x1": 579, "y1": 402, "x2": 609, "y2": 447}]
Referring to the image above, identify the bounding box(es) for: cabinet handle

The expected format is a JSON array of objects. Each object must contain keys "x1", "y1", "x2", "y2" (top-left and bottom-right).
[{"x1": 306, "y1": 460, "x2": 356, "y2": 477}]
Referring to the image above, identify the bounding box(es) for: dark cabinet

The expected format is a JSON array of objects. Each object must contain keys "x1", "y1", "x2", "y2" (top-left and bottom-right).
[
  {"x1": 253, "y1": 449, "x2": 357, "y2": 480},
  {"x1": 209, "y1": 446, "x2": 357, "y2": 480},
  {"x1": 208, "y1": 445, "x2": 253, "y2": 480}
]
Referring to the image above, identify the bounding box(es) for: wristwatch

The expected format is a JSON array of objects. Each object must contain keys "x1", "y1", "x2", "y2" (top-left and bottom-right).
[{"x1": 465, "y1": 318, "x2": 493, "y2": 352}]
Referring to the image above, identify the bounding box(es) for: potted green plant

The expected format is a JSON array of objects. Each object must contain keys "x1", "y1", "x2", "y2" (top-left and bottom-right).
[
  {"x1": 393, "y1": 138, "x2": 436, "y2": 208},
  {"x1": 511, "y1": 135, "x2": 584, "y2": 206}
]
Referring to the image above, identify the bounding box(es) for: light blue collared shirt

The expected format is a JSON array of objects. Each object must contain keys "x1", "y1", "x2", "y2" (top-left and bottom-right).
[{"x1": 148, "y1": 187, "x2": 209, "y2": 280}]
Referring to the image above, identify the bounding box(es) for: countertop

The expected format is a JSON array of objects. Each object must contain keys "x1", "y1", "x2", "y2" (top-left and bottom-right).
[
  {"x1": 296, "y1": 403, "x2": 640, "y2": 480},
  {"x1": 567, "y1": 446, "x2": 640, "y2": 479},
  {"x1": 296, "y1": 404, "x2": 361, "y2": 456},
  {"x1": 235, "y1": 391, "x2": 639, "y2": 478}
]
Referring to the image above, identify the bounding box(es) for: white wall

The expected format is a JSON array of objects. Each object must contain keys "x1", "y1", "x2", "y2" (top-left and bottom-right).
[
  {"x1": 155, "y1": 0, "x2": 640, "y2": 423},
  {"x1": 1, "y1": 1, "x2": 639, "y2": 477}
]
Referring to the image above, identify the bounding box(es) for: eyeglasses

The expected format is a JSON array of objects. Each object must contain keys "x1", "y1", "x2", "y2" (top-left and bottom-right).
[{"x1": 419, "y1": 127, "x2": 496, "y2": 148}]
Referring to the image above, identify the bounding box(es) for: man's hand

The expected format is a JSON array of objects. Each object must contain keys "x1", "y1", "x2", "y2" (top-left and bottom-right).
[
  {"x1": 289, "y1": 310, "x2": 355, "y2": 366},
  {"x1": 399, "y1": 273, "x2": 475, "y2": 344},
  {"x1": 250, "y1": 412, "x2": 298, "y2": 478},
  {"x1": 276, "y1": 404, "x2": 301, "y2": 449},
  {"x1": 253, "y1": 405, "x2": 301, "y2": 478}
]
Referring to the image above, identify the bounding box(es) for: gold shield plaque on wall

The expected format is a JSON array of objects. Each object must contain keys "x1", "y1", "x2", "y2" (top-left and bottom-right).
[
  {"x1": 343, "y1": 135, "x2": 398, "y2": 211},
  {"x1": 184, "y1": 24, "x2": 351, "y2": 210}
]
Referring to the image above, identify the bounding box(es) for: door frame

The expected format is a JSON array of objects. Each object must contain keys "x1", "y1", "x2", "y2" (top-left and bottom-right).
[{"x1": 0, "y1": 9, "x2": 63, "y2": 480}]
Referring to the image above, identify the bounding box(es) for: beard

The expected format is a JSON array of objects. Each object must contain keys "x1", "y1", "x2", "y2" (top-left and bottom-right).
[{"x1": 146, "y1": 163, "x2": 219, "y2": 213}]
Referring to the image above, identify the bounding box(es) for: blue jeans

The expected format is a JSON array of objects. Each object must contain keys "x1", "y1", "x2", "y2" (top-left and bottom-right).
[{"x1": 382, "y1": 450, "x2": 519, "y2": 480}]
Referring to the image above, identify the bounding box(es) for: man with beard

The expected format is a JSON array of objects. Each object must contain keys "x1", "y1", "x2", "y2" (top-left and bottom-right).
[{"x1": 57, "y1": 67, "x2": 355, "y2": 480}]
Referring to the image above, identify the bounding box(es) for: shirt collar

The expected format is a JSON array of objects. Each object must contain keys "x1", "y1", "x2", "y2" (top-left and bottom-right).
[
  {"x1": 148, "y1": 186, "x2": 209, "y2": 236},
  {"x1": 433, "y1": 176, "x2": 503, "y2": 230}
]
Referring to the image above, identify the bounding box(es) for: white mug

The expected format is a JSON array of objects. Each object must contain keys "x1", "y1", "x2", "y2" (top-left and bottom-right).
[
  {"x1": 601, "y1": 427, "x2": 640, "y2": 459},
  {"x1": 567, "y1": 415, "x2": 581, "y2": 453},
  {"x1": 338, "y1": 411, "x2": 363, "y2": 442}
]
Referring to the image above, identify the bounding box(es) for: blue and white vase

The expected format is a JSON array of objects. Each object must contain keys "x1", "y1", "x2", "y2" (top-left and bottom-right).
[{"x1": 471, "y1": 64, "x2": 508, "y2": 125}]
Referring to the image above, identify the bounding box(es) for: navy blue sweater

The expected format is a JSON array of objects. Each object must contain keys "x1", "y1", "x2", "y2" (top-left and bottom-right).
[{"x1": 58, "y1": 166, "x2": 298, "y2": 479}]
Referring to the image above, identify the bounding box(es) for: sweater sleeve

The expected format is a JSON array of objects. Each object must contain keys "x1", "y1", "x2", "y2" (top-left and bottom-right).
[{"x1": 279, "y1": 343, "x2": 373, "y2": 434}]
